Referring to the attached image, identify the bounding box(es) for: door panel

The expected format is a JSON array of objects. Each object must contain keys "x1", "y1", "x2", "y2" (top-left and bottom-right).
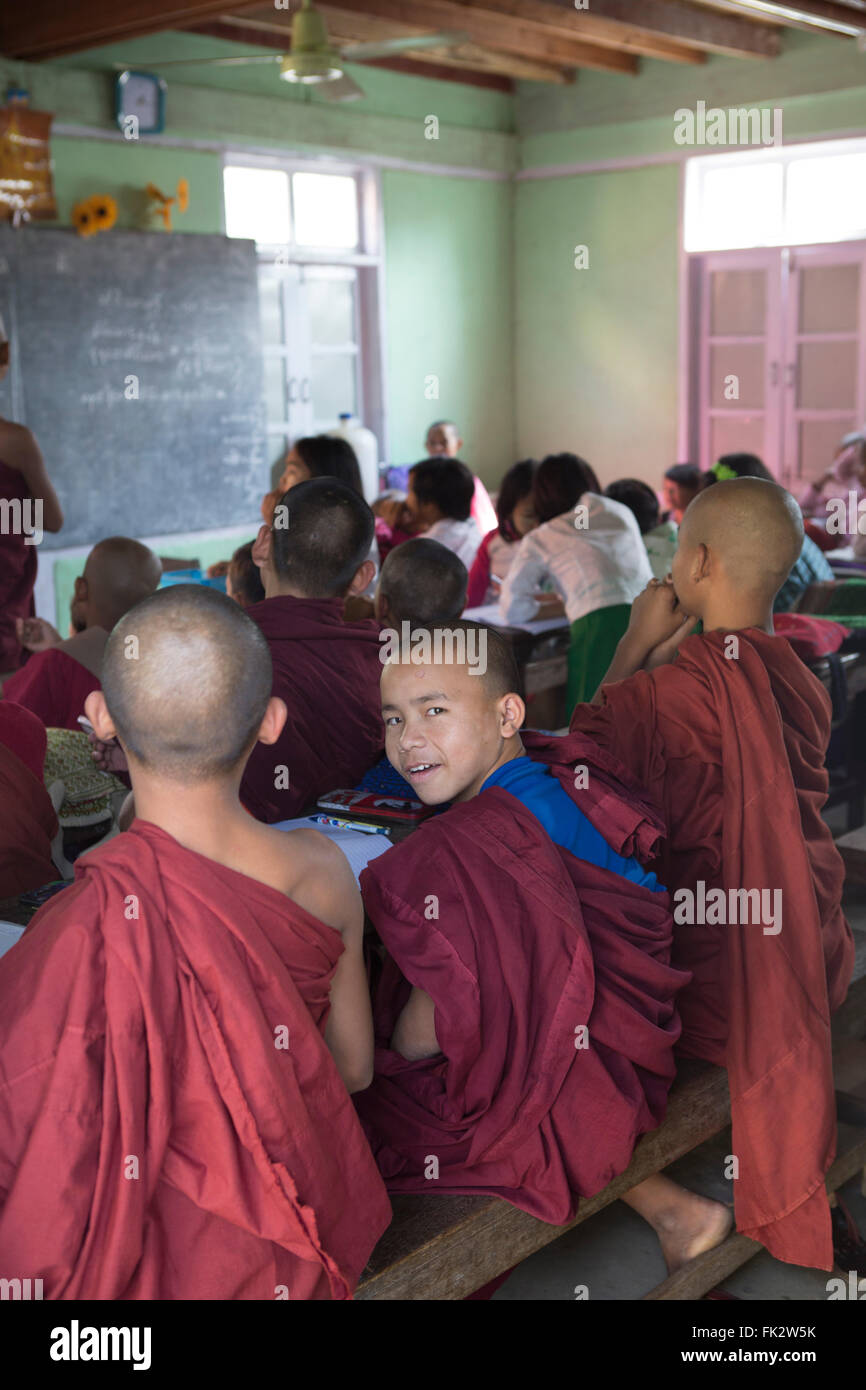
[{"x1": 693, "y1": 241, "x2": 866, "y2": 489}]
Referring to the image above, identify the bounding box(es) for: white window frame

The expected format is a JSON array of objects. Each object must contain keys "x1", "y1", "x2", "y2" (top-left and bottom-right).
[
  {"x1": 222, "y1": 150, "x2": 388, "y2": 462},
  {"x1": 684, "y1": 135, "x2": 866, "y2": 254}
]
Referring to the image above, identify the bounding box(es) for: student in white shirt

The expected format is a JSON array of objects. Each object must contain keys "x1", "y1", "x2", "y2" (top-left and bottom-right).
[
  {"x1": 500, "y1": 453, "x2": 652, "y2": 709},
  {"x1": 406, "y1": 458, "x2": 483, "y2": 569}
]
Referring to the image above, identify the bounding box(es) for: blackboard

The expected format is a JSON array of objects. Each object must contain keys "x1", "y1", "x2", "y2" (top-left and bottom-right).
[{"x1": 0, "y1": 227, "x2": 268, "y2": 550}]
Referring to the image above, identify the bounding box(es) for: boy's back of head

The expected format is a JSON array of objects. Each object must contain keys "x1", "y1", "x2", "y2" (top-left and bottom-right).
[
  {"x1": 228, "y1": 541, "x2": 265, "y2": 608},
  {"x1": 376, "y1": 537, "x2": 467, "y2": 626},
  {"x1": 605, "y1": 479, "x2": 660, "y2": 536},
  {"x1": 675, "y1": 478, "x2": 803, "y2": 616},
  {"x1": 82, "y1": 537, "x2": 162, "y2": 630},
  {"x1": 534, "y1": 453, "x2": 600, "y2": 523},
  {"x1": 271, "y1": 477, "x2": 374, "y2": 598},
  {"x1": 410, "y1": 458, "x2": 474, "y2": 522},
  {"x1": 101, "y1": 584, "x2": 273, "y2": 781}
]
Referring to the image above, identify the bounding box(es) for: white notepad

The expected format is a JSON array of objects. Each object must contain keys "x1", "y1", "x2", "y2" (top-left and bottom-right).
[
  {"x1": 462, "y1": 602, "x2": 567, "y2": 635},
  {"x1": 273, "y1": 819, "x2": 392, "y2": 886},
  {"x1": 0, "y1": 921, "x2": 25, "y2": 960}
]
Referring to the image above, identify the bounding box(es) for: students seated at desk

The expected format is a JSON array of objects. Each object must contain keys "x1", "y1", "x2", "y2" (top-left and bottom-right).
[
  {"x1": 466, "y1": 459, "x2": 538, "y2": 607},
  {"x1": 424, "y1": 419, "x2": 497, "y2": 535},
  {"x1": 405, "y1": 458, "x2": 483, "y2": 569},
  {"x1": 571, "y1": 478, "x2": 854, "y2": 1272},
  {"x1": 354, "y1": 620, "x2": 687, "y2": 1223},
  {"x1": 3, "y1": 537, "x2": 161, "y2": 731},
  {"x1": 0, "y1": 585, "x2": 390, "y2": 1299},
  {"x1": 375, "y1": 536, "x2": 467, "y2": 626},
  {"x1": 0, "y1": 700, "x2": 57, "y2": 897},
  {"x1": 499, "y1": 453, "x2": 652, "y2": 709},
  {"x1": 241, "y1": 478, "x2": 385, "y2": 822}
]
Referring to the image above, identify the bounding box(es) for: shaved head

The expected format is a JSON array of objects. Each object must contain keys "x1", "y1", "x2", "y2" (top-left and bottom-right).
[
  {"x1": 377, "y1": 538, "x2": 468, "y2": 625},
  {"x1": 678, "y1": 478, "x2": 803, "y2": 601},
  {"x1": 101, "y1": 585, "x2": 273, "y2": 780},
  {"x1": 83, "y1": 537, "x2": 162, "y2": 628}
]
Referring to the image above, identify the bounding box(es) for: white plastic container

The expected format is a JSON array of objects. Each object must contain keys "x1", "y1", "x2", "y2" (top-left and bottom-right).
[{"x1": 328, "y1": 413, "x2": 380, "y2": 503}]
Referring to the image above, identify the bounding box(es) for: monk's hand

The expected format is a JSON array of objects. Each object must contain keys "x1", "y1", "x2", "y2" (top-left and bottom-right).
[
  {"x1": 625, "y1": 578, "x2": 692, "y2": 663},
  {"x1": 16, "y1": 616, "x2": 62, "y2": 652},
  {"x1": 645, "y1": 613, "x2": 695, "y2": 670},
  {"x1": 88, "y1": 730, "x2": 129, "y2": 776}
]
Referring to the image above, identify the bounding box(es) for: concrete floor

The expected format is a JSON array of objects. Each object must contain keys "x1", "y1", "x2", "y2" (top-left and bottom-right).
[{"x1": 493, "y1": 856, "x2": 866, "y2": 1302}]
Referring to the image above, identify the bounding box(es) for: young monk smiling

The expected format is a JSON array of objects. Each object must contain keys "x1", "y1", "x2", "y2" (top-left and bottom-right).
[{"x1": 354, "y1": 620, "x2": 688, "y2": 1223}]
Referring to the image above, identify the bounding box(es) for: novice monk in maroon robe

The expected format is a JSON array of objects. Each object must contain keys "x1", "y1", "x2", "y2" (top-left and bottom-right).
[
  {"x1": 0, "y1": 701, "x2": 57, "y2": 896},
  {"x1": 0, "y1": 324, "x2": 64, "y2": 674},
  {"x1": 571, "y1": 478, "x2": 855, "y2": 1272},
  {"x1": 0, "y1": 585, "x2": 390, "y2": 1299},
  {"x1": 241, "y1": 477, "x2": 384, "y2": 821},
  {"x1": 354, "y1": 621, "x2": 688, "y2": 1223},
  {"x1": 3, "y1": 537, "x2": 161, "y2": 730}
]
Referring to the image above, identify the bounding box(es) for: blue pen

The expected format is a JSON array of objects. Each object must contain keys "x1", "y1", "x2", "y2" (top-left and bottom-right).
[{"x1": 309, "y1": 815, "x2": 390, "y2": 836}]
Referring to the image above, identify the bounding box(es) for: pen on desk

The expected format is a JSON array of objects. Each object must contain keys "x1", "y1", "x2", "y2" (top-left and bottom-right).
[{"x1": 309, "y1": 815, "x2": 390, "y2": 836}]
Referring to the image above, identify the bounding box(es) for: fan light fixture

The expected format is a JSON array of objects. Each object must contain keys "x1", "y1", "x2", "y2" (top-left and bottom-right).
[{"x1": 281, "y1": 0, "x2": 343, "y2": 83}]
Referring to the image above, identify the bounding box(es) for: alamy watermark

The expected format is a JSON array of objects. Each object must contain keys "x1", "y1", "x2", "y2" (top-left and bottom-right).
[
  {"x1": 0, "y1": 496, "x2": 42, "y2": 545},
  {"x1": 674, "y1": 101, "x2": 782, "y2": 148},
  {"x1": 379, "y1": 621, "x2": 488, "y2": 676},
  {"x1": 673, "y1": 880, "x2": 782, "y2": 935}
]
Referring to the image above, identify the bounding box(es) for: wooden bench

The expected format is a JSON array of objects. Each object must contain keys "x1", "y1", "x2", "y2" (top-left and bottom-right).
[{"x1": 356, "y1": 957, "x2": 866, "y2": 1301}]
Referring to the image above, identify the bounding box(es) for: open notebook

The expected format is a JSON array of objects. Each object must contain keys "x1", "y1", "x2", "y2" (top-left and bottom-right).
[
  {"x1": 273, "y1": 818, "x2": 392, "y2": 886},
  {"x1": 462, "y1": 602, "x2": 567, "y2": 635},
  {"x1": 0, "y1": 921, "x2": 25, "y2": 960}
]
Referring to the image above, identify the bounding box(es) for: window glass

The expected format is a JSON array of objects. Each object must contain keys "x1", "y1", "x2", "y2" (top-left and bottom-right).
[
  {"x1": 224, "y1": 166, "x2": 290, "y2": 243},
  {"x1": 292, "y1": 172, "x2": 359, "y2": 249}
]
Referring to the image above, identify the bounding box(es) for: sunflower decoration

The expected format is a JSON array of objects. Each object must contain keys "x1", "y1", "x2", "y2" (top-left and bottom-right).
[
  {"x1": 145, "y1": 178, "x2": 189, "y2": 232},
  {"x1": 71, "y1": 193, "x2": 118, "y2": 238}
]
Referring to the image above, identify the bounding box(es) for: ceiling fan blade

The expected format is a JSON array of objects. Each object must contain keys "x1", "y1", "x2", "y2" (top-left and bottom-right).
[
  {"x1": 316, "y1": 72, "x2": 366, "y2": 102},
  {"x1": 340, "y1": 31, "x2": 469, "y2": 61},
  {"x1": 111, "y1": 54, "x2": 283, "y2": 68}
]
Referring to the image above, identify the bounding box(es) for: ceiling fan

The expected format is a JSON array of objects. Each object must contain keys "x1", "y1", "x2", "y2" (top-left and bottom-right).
[{"x1": 116, "y1": 0, "x2": 471, "y2": 102}]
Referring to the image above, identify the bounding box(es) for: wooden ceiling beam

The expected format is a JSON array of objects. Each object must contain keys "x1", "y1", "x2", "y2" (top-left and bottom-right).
[
  {"x1": 364, "y1": 41, "x2": 575, "y2": 83},
  {"x1": 538, "y1": 0, "x2": 781, "y2": 58},
  {"x1": 0, "y1": 0, "x2": 264, "y2": 60},
  {"x1": 312, "y1": 0, "x2": 639, "y2": 73},
  {"x1": 467, "y1": 0, "x2": 706, "y2": 64},
  {"x1": 684, "y1": 0, "x2": 866, "y2": 38},
  {"x1": 361, "y1": 53, "x2": 513, "y2": 91}
]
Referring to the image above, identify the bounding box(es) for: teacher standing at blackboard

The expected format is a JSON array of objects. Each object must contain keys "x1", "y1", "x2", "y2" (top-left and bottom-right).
[{"x1": 0, "y1": 315, "x2": 64, "y2": 677}]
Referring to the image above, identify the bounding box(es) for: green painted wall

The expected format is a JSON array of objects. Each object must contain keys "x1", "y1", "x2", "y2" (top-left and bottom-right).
[
  {"x1": 381, "y1": 169, "x2": 514, "y2": 476},
  {"x1": 515, "y1": 163, "x2": 679, "y2": 484}
]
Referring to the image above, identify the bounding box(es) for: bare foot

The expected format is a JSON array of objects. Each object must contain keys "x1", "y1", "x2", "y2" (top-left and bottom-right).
[
  {"x1": 622, "y1": 1174, "x2": 734, "y2": 1273},
  {"x1": 654, "y1": 1192, "x2": 733, "y2": 1273}
]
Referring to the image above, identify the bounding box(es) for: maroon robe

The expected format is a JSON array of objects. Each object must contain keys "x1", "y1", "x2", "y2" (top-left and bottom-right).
[
  {"x1": 0, "y1": 820, "x2": 391, "y2": 1299},
  {"x1": 3, "y1": 648, "x2": 101, "y2": 732},
  {"x1": 571, "y1": 629, "x2": 855, "y2": 1270},
  {"x1": 0, "y1": 701, "x2": 57, "y2": 896},
  {"x1": 355, "y1": 733, "x2": 688, "y2": 1223},
  {"x1": 0, "y1": 460, "x2": 37, "y2": 672},
  {"x1": 241, "y1": 596, "x2": 384, "y2": 822}
]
